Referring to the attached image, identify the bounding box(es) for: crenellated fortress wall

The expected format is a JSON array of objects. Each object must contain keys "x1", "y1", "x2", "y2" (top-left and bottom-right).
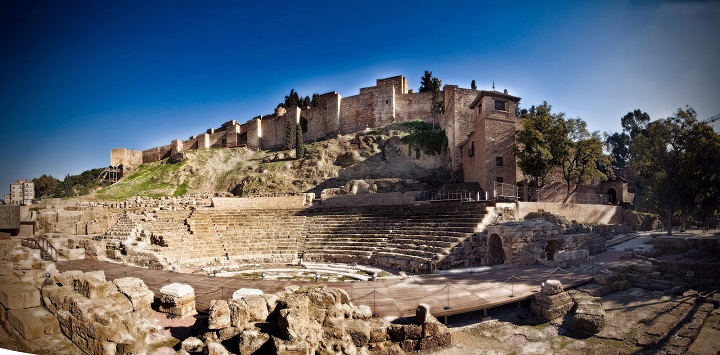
[{"x1": 111, "y1": 75, "x2": 479, "y2": 172}]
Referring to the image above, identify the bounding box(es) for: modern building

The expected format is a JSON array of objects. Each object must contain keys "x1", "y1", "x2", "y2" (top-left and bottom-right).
[{"x1": 9, "y1": 179, "x2": 34, "y2": 205}]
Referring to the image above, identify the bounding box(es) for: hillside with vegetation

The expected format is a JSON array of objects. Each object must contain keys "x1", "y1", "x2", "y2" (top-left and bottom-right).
[{"x1": 95, "y1": 121, "x2": 450, "y2": 200}]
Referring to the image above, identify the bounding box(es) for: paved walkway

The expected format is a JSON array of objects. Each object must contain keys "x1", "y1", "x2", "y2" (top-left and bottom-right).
[{"x1": 56, "y1": 260, "x2": 592, "y2": 319}]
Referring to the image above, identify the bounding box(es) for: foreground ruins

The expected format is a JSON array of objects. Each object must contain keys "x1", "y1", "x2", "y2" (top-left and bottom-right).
[{"x1": 0, "y1": 194, "x2": 718, "y2": 354}]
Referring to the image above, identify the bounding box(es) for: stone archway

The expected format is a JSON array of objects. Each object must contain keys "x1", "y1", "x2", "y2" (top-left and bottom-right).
[
  {"x1": 488, "y1": 234, "x2": 505, "y2": 265},
  {"x1": 608, "y1": 188, "x2": 617, "y2": 205}
]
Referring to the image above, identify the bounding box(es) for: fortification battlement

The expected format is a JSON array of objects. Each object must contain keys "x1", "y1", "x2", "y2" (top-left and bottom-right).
[{"x1": 111, "y1": 75, "x2": 516, "y2": 190}]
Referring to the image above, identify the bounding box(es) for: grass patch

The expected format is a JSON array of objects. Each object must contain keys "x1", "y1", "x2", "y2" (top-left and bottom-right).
[
  {"x1": 173, "y1": 183, "x2": 189, "y2": 197},
  {"x1": 97, "y1": 159, "x2": 187, "y2": 200}
]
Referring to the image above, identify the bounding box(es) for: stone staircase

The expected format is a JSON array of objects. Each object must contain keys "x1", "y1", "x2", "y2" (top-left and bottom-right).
[{"x1": 96, "y1": 213, "x2": 142, "y2": 248}]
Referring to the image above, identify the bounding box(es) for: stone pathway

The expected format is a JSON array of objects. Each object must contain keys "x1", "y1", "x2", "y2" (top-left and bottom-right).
[{"x1": 56, "y1": 260, "x2": 592, "y2": 319}]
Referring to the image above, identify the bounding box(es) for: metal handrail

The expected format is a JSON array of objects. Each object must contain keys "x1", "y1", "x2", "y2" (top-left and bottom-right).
[{"x1": 38, "y1": 236, "x2": 57, "y2": 261}]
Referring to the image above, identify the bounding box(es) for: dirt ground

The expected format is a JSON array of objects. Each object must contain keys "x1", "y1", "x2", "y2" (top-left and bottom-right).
[{"x1": 427, "y1": 287, "x2": 683, "y2": 355}]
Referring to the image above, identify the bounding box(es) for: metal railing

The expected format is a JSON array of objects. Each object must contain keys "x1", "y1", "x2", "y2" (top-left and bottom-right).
[
  {"x1": 20, "y1": 237, "x2": 57, "y2": 261},
  {"x1": 574, "y1": 193, "x2": 610, "y2": 205},
  {"x1": 493, "y1": 182, "x2": 519, "y2": 201}
]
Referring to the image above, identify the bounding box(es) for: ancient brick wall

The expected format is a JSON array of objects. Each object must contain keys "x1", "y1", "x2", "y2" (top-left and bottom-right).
[
  {"x1": 376, "y1": 75, "x2": 408, "y2": 94},
  {"x1": 183, "y1": 136, "x2": 199, "y2": 151},
  {"x1": 303, "y1": 92, "x2": 341, "y2": 141},
  {"x1": 211, "y1": 195, "x2": 310, "y2": 209},
  {"x1": 142, "y1": 143, "x2": 172, "y2": 163},
  {"x1": 110, "y1": 148, "x2": 142, "y2": 169},
  {"x1": 259, "y1": 114, "x2": 290, "y2": 150},
  {"x1": 245, "y1": 118, "x2": 261, "y2": 149},
  {"x1": 395, "y1": 92, "x2": 433, "y2": 123},
  {"x1": 340, "y1": 86, "x2": 395, "y2": 134},
  {"x1": 319, "y1": 191, "x2": 422, "y2": 207},
  {"x1": 440, "y1": 86, "x2": 479, "y2": 172},
  {"x1": 0, "y1": 205, "x2": 20, "y2": 230},
  {"x1": 517, "y1": 202, "x2": 622, "y2": 224}
]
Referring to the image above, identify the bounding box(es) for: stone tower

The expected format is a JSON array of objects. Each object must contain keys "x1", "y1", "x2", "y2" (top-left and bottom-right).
[{"x1": 461, "y1": 90, "x2": 521, "y2": 194}]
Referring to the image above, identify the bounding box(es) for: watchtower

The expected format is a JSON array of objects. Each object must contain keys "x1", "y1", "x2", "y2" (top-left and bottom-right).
[{"x1": 461, "y1": 89, "x2": 521, "y2": 194}]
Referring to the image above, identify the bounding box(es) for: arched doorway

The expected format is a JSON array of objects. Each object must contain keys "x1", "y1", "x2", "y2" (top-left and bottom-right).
[
  {"x1": 488, "y1": 234, "x2": 505, "y2": 265},
  {"x1": 608, "y1": 188, "x2": 617, "y2": 205},
  {"x1": 546, "y1": 240, "x2": 560, "y2": 261}
]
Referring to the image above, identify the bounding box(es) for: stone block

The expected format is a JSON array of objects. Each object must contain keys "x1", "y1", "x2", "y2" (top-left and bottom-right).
[
  {"x1": 542, "y1": 279, "x2": 564, "y2": 295},
  {"x1": 0, "y1": 282, "x2": 40, "y2": 309},
  {"x1": 204, "y1": 341, "x2": 231, "y2": 355},
  {"x1": 113, "y1": 277, "x2": 154, "y2": 313},
  {"x1": 7, "y1": 306, "x2": 60, "y2": 340},
  {"x1": 0, "y1": 261, "x2": 14, "y2": 275},
  {"x1": 352, "y1": 305, "x2": 372, "y2": 320},
  {"x1": 422, "y1": 319, "x2": 445, "y2": 338},
  {"x1": 208, "y1": 300, "x2": 231, "y2": 330},
  {"x1": 55, "y1": 270, "x2": 83, "y2": 287},
  {"x1": 159, "y1": 282, "x2": 194, "y2": 297},
  {"x1": 218, "y1": 326, "x2": 242, "y2": 341},
  {"x1": 244, "y1": 295, "x2": 269, "y2": 322},
  {"x1": 76, "y1": 276, "x2": 114, "y2": 299},
  {"x1": 181, "y1": 336, "x2": 204, "y2": 352},
  {"x1": 160, "y1": 292, "x2": 195, "y2": 306},
  {"x1": 238, "y1": 330, "x2": 269, "y2": 354},
  {"x1": 416, "y1": 303, "x2": 430, "y2": 324},
  {"x1": 400, "y1": 339, "x2": 418, "y2": 352},
  {"x1": 404, "y1": 323, "x2": 423, "y2": 339},
  {"x1": 231, "y1": 288, "x2": 263, "y2": 300},
  {"x1": 418, "y1": 332, "x2": 451, "y2": 350},
  {"x1": 159, "y1": 300, "x2": 196, "y2": 318}
]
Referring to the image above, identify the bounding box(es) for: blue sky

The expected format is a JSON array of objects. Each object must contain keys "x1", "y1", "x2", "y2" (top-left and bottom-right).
[{"x1": 1, "y1": 0, "x2": 719, "y2": 194}]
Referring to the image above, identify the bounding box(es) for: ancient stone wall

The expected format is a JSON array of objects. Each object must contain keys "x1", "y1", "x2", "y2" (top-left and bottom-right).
[
  {"x1": 440, "y1": 86, "x2": 479, "y2": 172},
  {"x1": 319, "y1": 191, "x2": 422, "y2": 207},
  {"x1": 303, "y1": 92, "x2": 341, "y2": 141},
  {"x1": 258, "y1": 114, "x2": 290, "y2": 150},
  {"x1": 142, "y1": 143, "x2": 173, "y2": 163},
  {"x1": 0, "y1": 205, "x2": 20, "y2": 230},
  {"x1": 109, "y1": 148, "x2": 143, "y2": 170},
  {"x1": 333, "y1": 83, "x2": 397, "y2": 134},
  {"x1": 211, "y1": 195, "x2": 311, "y2": 209},
  {"x1": 395, "y1": 91, "x2": 433, "y2": 123},
  {"x1": 517, "y1": 202, "x2": 622, "y2": 225}
]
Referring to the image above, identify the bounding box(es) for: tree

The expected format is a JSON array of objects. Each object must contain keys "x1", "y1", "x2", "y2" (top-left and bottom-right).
[
  {"x1": 471, "y1": 80, "x2": 477, "y2": 90},
  {"x1": 419, "y1": 70, "x2": 435, "y2": 92},
  {"x1": 311, "y1": 93, "x2": 320, "y2": 107},
  {"x1": 419, "y1": 70, "x2": 443, "y2": 119},
  {"x1": 559, "y1": 119, "x2": 611, "y2": 203},
  {"x1": 285, "y1": 117, "x2": 296, "y2": 151},
  {"x1": 604, "y1": 131, "x2": 631, "y2": 169},
  {"x1": 302, "y1": 95, "x2": 311, "y2": 108},
  {"x1": 605, "y1": 109, "x2": 651, "y2": 169},
  {"x1": 631, "y1": 106, "x2": 720, "y2": 235},
  {"x1": 295, "y1": 123, "x2": 306, "y2": 159},
  {"x1": 622, "y1": 109, "x2": 651, "y2": 138},
  {"x1": 32, "y1": 174, "x2": 61, "y2": 199},
  {"x1": 283, "y1": 89, "x2": 300, "y2": 108},
  {"x1": 514, "y1": 102, "x2": 568, "y2": 188}
]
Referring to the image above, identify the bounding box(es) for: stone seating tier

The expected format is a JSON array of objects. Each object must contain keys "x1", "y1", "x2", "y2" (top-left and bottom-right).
[{"x1": 140, "y1": 203, "x2": 489, "y2": 273}]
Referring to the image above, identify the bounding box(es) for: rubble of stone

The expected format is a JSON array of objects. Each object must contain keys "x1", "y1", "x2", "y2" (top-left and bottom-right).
[
  {"x1": 530, "y1": 279, "x2": 574, "y2": 322},
  {"x1": 0, "y1": 238, "x2": 175, "y2": 355},
  {"x1": 200, "y1": 285, "x2": 451, "y2": 354},
  {"x1": 567, "y1": 290, "x2": 605, "y2": 334}
]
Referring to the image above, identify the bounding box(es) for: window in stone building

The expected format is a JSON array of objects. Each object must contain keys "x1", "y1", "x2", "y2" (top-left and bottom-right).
[
  {"x1": 494, "y1": 100, "x2": 506, "y2": 111},
  {"x1": 468, "y1": 141, "x2": 475, "y2": 157},
  {"x1": 496, "y1": 156, "x2": 504, "y2": 166},
  {"x1": 496, "y1": 176, "x2": 504, "y2": 183}
]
